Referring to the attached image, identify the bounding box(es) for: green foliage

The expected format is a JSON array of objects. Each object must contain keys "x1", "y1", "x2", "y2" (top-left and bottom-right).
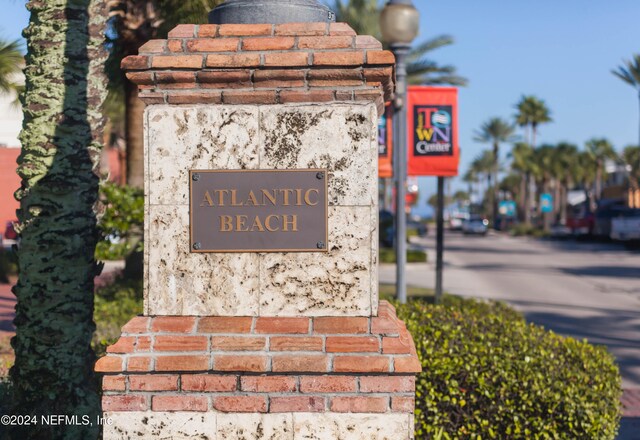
[
  {"x1": 395, "y1": 298, "x2": 622, "y2": 439},
  {"x1": 0, "y1": 38, "x2": 23, "y2": 102},
  {"x1": 96, "y1": 182, "x2": 144, "y2": 260},
  {"x1": 93, "y1": 276, "x2": 143, "y2": 356},
  {"x1": 378, "y1": 283, "x2": 434, "y2": 301},
  {"x1": 379, "y1": 248, "x2": 427, "y2": 263},
  {"x1": 333, "y1": 0, "x2": 381, "y2": 39},
  {"x1": 509, "y1": 224, "x2": 549, "y2": 238}
]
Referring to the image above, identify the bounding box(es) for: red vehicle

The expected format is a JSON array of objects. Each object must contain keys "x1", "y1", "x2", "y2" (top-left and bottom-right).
[
  {"x1": 566, "y1": 191, "x2": 594, "y2": 236},
  {"x1": 4, "y1": 221, "x2": 17, "y2": 241}
]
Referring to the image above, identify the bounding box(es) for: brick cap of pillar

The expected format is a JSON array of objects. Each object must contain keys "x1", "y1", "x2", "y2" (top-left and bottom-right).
[
  {"x1": 121, "y1": 22, "x2": 395, "y2": 115},
  {"x1": 95, "y1": 301, "x2": 421, "y2": 376}
]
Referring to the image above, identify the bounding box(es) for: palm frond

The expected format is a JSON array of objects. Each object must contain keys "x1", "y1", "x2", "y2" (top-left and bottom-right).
[
  {"x1": 407, "y1": 35, "x2": 454, "y2": 61},
  {"x1": 612, "y1": 68, "x2": 636, "y2": 87},
  {"x1": 0, "y1": 39, "x2": 23, "y2": 94},
  {"x1": 612, "y1": 54, "x2": 640, "y2": 88}
]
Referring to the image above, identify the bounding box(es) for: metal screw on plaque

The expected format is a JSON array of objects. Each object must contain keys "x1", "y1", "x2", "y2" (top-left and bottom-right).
[
  {"x1": 192, "y1": 173, "x2": 200, "y2": 181},
  {"x1": 316, "y1": 172, "x2": 324, "y2": 180},
  {"x1": 193, "y1": 242, "x2": 202, "y2": 250},
  {"x1": 316, "y1": 241, "x2": 325, "y2": 249}
]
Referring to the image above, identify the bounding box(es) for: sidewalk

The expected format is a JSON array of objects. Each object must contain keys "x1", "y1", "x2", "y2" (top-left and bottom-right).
[{"x1": 0, "y1": 283, "x2": 15, "y2": 335}]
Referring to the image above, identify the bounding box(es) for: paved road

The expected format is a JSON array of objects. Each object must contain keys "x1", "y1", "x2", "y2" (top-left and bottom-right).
[
  {"x1": 380, "y1": 231, "x2": 640, "y2": 438},
  {"x1": 382, "y1": 231, "x2": 640, "y2": 387}
]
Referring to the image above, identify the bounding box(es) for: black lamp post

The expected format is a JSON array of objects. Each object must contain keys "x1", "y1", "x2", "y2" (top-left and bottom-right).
[{"x1": 380, "y1": 0, "x2": 419, "y2": 304}]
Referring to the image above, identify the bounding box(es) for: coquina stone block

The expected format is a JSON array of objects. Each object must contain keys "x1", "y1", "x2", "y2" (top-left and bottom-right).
[
  {"x1": 145, "y1": 103, "x2": 379, "y2": 317},
  {"x1": 102, "y1": 412, "x2": 413, "y2": 440}
]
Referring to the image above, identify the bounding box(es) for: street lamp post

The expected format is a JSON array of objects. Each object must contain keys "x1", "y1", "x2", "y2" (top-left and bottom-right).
[{"x1": 380, "y1": 0, "x2": 419, "y2": 304}]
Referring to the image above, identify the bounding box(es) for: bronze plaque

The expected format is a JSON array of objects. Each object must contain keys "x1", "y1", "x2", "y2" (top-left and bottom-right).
[{"x1": 189, "y1": 169, "x2": 328, "y2": 253}]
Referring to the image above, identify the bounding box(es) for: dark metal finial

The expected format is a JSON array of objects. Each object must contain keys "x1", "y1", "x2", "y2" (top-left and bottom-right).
[{"x1": 209, "y1": 0, "x2": 336, "y2": 24}]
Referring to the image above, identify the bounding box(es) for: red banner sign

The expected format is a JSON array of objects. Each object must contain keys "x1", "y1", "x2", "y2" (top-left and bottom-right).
[
  {"x1": 378, "y1": 104, "x2": 393, "y2": 178},
  {"x1": 407, "y1": 86, "x2": 459, "y2": 177}
]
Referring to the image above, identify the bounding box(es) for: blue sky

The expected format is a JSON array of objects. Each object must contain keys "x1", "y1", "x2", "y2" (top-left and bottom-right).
[{"x1": 3, "y1": 1, "x2": 640, "y2": 217}]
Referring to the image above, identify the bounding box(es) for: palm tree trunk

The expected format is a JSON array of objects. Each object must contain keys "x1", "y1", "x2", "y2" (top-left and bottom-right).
[
  {"x1": 125, "y1": 79, "x2": 145, "y2": 188},
  {"x1": 554, "y1": 179, "x2": 561, "y2": 223},
  {"x1": 595, "y1": 162, "x2": 602, "y2": 201},
  {"x1": 518, "y1": 174, "x2": 526, "y2": 221},
  {"x1": 560, "y1": 181, "x2": 569, "y2": 224},
  {"x1": 10, "y1": 0, "x2": 105, "y2": 438},
  {"x1": 532, "y1": 125, "x2": 537, "y2": 149},
  {"x1": 524, "y1": 173, "x2": 532, "y2": 225},
  {"x1": 543, "y1": 178, "x2": 552, "y2": 232}
]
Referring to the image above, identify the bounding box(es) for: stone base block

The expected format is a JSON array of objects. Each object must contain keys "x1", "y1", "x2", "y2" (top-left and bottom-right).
[{"x1": 103, "y1": 411, "x2": 414, "y2": 439}]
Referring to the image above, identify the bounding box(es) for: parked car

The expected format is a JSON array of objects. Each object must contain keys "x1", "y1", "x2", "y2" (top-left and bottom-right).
[
  {"x1": 610, "y1": 209, "x2": 640, "y2": 242},
  {"x1": 462, "y1": 216, "x2": 489, "y2": 235},
  {"x1": 449, "y1": 212, "x2": 469, "y2": 230},
  {"x1": 593, "y1": 203, "x2": 628, "y2": 238}
]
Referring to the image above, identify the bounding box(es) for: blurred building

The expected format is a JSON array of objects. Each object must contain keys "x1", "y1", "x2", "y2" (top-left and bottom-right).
[{"x1": 0, "y1": 146, "x2": 20, "y2": 231}]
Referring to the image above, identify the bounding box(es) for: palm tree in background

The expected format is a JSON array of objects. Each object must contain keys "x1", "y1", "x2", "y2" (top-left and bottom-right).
[
  {"x1": 514, "y1": 95, "x2": 552, "y2": 148},
  {"x1": 575, "y1": 150, "x2": 598, "y2": 210},
  {"x1": 621, "y1": 145, "x2": 640, "y2": 207},
  {"x1": 333, "y1": 0, "x2": 380, "y2": 39},
  {"x1": 106, "y1": 0, "x2": 224, "y2": 188},
  {"x1": 474, "y1": 117, "x2": 517, "y2": 224},
  {"x1": 10, "y1": 0, "x2": 108, "y2": 437},
  {"x1": 509, "y1": 142, "x2": 536, "y2": 224},
  {"x1": 462, "y1": 168, "x2": 478, "y2": 202},
  {"x1": 333, "y1": 0, "x2": 467, "y2": 86},
  {"x1": 531, "y1": 144, "x2": 556, "y2": 231},
  {"x1": 0, "y1": 39, "x2": 24, "y2": 105},
  {"x1": 469, "y1": 150, "x2": 496, "y2": 216},
  {"x1": 406, "y1": 36, "x2": 467, "y2": 86},
  {"x1": 551, "y1": 142, "x2": 578, "y2": 224},
  {"x1": 585, "y1": 137, "x2": 617, "y2": 201},
  {"x1": 612, "y1": 54, "x2": 640, "y2": 146}
]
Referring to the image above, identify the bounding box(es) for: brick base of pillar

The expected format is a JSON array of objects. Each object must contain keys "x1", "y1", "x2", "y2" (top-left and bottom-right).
[{"x1": 96, "y1": 301, "x2": 420, "y2": 439}]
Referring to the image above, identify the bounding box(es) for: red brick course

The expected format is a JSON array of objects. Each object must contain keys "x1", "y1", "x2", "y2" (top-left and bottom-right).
[
  {"x1": 181, "y1": 374, "x2": 237, "y2": 392},
  {"x1": 99, "y1": 373, "x2": 415, "y2": 413},
  {"x1": 97, "y1": 302, "x2": 419, "y2": 377},
  {"x1": 120, "y1": 22, "x2": 394, "y2": 109},
  {"x1": 241, "y1": 376, "x2": 297, "y2": 393},
  {"x1": 98, "y1": 301, "x2": 418, "y2": 414},
  {"x1": 152, "y1": 395, "x2": 208, "y2": 412}
]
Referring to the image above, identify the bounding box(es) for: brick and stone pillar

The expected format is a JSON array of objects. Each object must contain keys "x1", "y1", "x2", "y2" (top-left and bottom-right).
[{"x1": 96, "y1": 21, "x2": 421, "y2": 439}]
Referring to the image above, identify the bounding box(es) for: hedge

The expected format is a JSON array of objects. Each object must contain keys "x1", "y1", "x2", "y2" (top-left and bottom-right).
[{"x1": 395, "y1": 297, "x2": 621, "y2": 439}]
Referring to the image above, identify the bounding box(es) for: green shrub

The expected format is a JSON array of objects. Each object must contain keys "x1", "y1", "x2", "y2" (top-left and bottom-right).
[
  {"x1": 395, "y1": 298, "x2": 622, "y2": 439},
  {"x1": 509, "y1": 224, "x2": 549, "y2": 238},
  {"x1": 93, "y1": 276, "x2": 143, "y2": 356},
  {"x1": 96, "y1": 182, "x2": 144, "y2": 261},
  {"x1": 379, "y1": 248, "x2": 427, "y2": 263}
]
